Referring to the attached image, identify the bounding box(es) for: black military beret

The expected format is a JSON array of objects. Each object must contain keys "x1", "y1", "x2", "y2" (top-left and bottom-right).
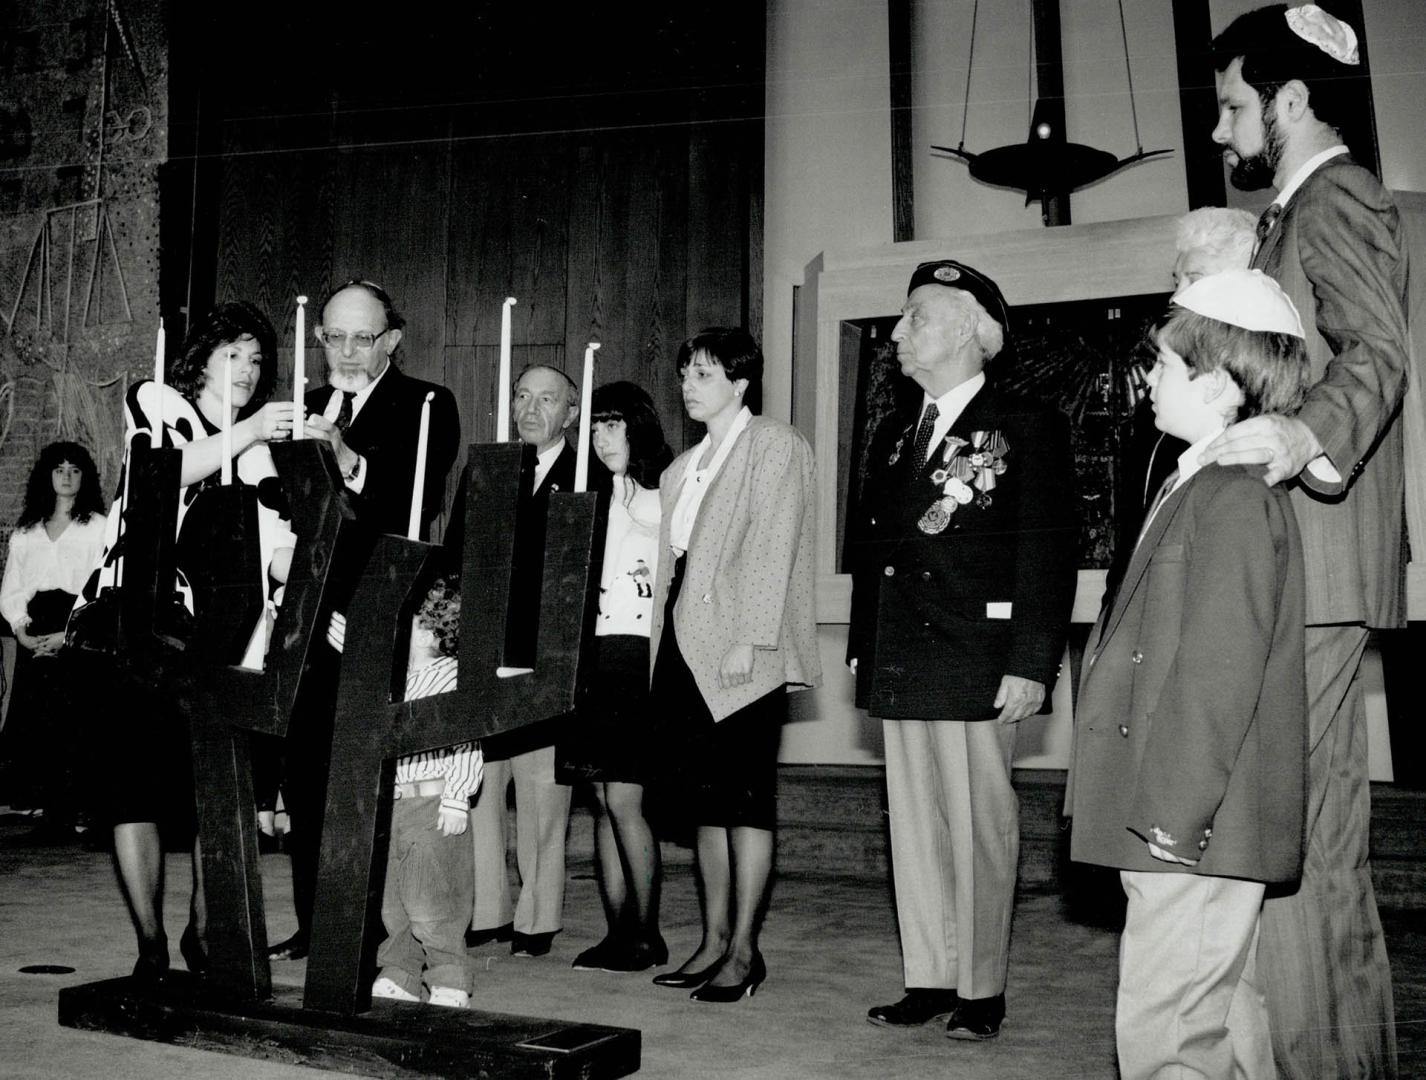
[{"x1": 906, "y1": 260, "x2": 1010, "y2": 336}]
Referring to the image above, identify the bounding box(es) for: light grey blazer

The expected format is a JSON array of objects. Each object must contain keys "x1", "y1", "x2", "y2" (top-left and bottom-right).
[{"x1": 650, "y1": 415, "x2": 821, "y2": 722}]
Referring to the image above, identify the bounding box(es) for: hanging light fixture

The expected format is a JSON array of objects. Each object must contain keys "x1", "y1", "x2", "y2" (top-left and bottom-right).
[{"x1": 932, "y1": 0, "x2": 1171, "y2": 218}]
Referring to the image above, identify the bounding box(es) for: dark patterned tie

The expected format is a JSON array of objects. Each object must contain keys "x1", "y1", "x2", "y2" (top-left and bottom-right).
[
  {"x1": 334, "y1": 390, "x2": 357, "y2": 432},
  {"x1": 911, "y1": 403, "x2": 940, "y2": 468},
  {"x1": 1254, "y1": 203, "x2": 1283, "y2": 252},
  {"x1": 1139, "y1": 469, "x2": 1180, "y2": 541}
]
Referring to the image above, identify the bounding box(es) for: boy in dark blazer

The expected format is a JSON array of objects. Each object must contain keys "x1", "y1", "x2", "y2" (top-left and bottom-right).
[{"x1": 1070, "y1": 269, "x2": 1312, "y2": 1079}]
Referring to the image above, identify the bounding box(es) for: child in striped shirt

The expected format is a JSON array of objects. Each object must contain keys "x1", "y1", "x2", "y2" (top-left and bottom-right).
[{"x1": 371, "y1": 578, "x2": 483, "y2": 1009}]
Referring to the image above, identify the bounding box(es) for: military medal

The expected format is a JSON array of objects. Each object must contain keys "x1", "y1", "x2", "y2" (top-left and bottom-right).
[{"x1": 918, "y1": 497, "x2": 955, "y2": 534}]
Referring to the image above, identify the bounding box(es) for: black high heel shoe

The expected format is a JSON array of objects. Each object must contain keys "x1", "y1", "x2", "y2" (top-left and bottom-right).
[
  {"x1": 651, "y1": 957, "x2": 721, "y2": 989},
  {"x1": 131, "y1": 934, "x2": 170, "y2": 988},
  {"x1": 179, "y1": 924, "x2": 208, "y2": 977},
  {"x1": 689, "y1": 952, "x2": 766, "y2": 1003}
]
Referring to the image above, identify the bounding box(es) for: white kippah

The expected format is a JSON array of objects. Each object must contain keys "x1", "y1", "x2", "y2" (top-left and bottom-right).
[
  {"x1": 1173, "y1": 268, "x2": 1306, "y2": 339},
  {"x1": 1285, "y1": 4, "x2": 1360, "y2": 65}
]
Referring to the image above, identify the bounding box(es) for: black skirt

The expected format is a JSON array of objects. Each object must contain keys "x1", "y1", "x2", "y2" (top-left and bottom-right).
[
  {"x1": 556, "y1": 634, "x2": 653, "y2": 785},
  {"x1": 76, "y1": 647, "x2": 196, "y2": 838},
  {"x1": 648, "y1": 555, "x2": 785, "y2": 831},
  {"x1": 0, "y1": 590, "x2": 80, "y2": 811}
]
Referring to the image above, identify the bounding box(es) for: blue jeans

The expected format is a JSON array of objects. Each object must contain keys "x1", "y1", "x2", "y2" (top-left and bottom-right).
[{"x1": 376, "y1": 794, "x2": 474, "y2": 995}]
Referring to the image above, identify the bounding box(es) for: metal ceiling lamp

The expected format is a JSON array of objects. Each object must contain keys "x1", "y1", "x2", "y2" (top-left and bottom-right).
[{"x1": 932, "y1": 0, "x2": 1171, "y2": 225}]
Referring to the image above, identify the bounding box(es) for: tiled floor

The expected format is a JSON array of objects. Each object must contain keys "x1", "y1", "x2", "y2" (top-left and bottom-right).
[{"x1": 1, "y1": 818, "x2": 1422, "y2": 1079}]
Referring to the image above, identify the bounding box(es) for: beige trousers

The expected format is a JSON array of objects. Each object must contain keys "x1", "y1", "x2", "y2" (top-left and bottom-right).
[
  {"x1": 1117, "y1": 871, "x2": 1272, "y2": 1080},
  {"x1": 467, "y1": 745, "x2": 571, "y2": 935},
  {"x1": 881, "y1": 717, "x2": 1018, "y2": 999}
]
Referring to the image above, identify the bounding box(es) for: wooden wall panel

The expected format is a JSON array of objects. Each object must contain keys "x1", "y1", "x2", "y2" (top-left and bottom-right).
[
  {"x1": 203, "y1": 123, "x2": 759, "y2": 470},
  {"x1": 328, "y1": 143, "x2": 451, "y2": 390}
]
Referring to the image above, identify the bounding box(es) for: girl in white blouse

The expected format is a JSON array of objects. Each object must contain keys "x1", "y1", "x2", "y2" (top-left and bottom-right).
[
  {"x1": 0, "y1": 441, "x2": 107, "y2": 830},
  {"x1": 557, "y1": 381, "x2": 674, "y2": 974}
]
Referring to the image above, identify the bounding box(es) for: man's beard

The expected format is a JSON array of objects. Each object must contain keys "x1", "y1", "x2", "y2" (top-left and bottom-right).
[
  {"x1": 328, "y1": 367, "x2": 374, "y2": 393},
  {"x1": 1228, "y1": 107, "x2": 1282, "y2": 192}
]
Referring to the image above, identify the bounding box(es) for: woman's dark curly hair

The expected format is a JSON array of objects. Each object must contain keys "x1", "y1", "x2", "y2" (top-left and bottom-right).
[
  {"x1": 166, "y1": 301, "x2": 278, "y2": 418},
  {"x1": 416, "y1": 576, "x2": 461, "y2": 658},
  {"x1": 675, "y1": 326, "x2": 764, "y2": 415},
  {"x1": 17, "y1": 441, "x2": 107, "y2": 530},
  {"x1": 589, "y1": 380, "x2": 673, "y2": 491}
]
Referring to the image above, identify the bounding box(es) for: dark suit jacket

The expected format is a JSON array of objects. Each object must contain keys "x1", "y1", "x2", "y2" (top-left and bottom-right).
[
  {"x1": 503, "y1": 440, "x2": 576, "y2": 669},
  {"x1": 1254, "y1": 155, "x2": 1410, "y2": 628},
  {"x1": 1069, "y1": 464, "x2": 1307, "y2": 883},
  {"x1": 305, "y1": 363, "x2": 461, "y2": 541},
  {"x1": 846, "y1": 381, "x2": 1078, "y2": 721}
]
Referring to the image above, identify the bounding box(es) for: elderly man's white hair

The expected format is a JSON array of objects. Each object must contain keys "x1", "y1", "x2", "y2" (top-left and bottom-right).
[
  {"x1": 944, "y1": 290, "x2": 1005, "y2": 361},
  {"x1": 1175, "y1": 207, "x2": 1257, "y2": 268}
]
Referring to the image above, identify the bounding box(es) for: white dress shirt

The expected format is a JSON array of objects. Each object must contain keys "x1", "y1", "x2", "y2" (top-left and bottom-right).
[
  {"x1": 532, "y1": 440, "x2": 567, "y2": 492},
  {"x1": 917, "y1": 372, "x2": 986, "y2": 463},
  {"x1": 319, "y1": 361, "x2": 392, "y2": 493}
]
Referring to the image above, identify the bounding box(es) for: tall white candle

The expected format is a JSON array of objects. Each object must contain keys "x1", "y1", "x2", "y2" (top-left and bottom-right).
[
  {"x1": 221, "y1": 356, "x2": 233, "y2": 486},
  {"x1": 154, "y1": 318, "x2": 165, "y2": 389},
  {"x1": 408, "y1": 392, "x2": 435, "y2": 540},
  {"x1": 496, "y1": 296, "x2": 517, "y2": 442},
  {"x1": 574, "y1": 342, "x2": 598, "y2": 493},
  {"x1": 293, "y1": 295, "x2": 307, "y2": 440},
  {"x1": 153, "y1": 318, "x2": 165, "y2": 446}
]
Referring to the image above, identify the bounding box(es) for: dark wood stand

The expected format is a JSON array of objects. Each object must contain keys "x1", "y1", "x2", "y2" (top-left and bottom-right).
[
  {"x1": 59, "y1": 973, "x2": 639, "y2": 1079},
  {"x1": 56, "y1": 442, "x2": 635, "y2": 1075}
]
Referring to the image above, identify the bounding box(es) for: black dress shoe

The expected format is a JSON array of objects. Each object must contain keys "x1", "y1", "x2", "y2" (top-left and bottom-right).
[
  {"x1": 867, "y1": 988, "x2": 960, "y2": 1028},
  {"x1": 602, "y1": 934, "x2": 668, "y2": 973},
  {"x1": 510, "y1": 930, "x2": 557, "y2": 957},
  {"x1": 464, "y1": 922, "x2": 514, "y2": 949},
  {"x1": 689, "y1": 952, "x2": 766, "y2": 1003},
  {"x1": 266, "y1": 932, "x2": 309, "y2": 961},
  {"x1": 571, "y1": 937, "x2": 621, "y2": 971},
  {"x1": 944, "y1": 993, "x2": 1005, "y2": 1040}
]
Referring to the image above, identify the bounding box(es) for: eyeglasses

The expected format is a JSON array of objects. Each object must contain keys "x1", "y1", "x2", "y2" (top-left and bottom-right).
[{"x1": 319, "y1": 328, "x2": 389, "y2": 350}]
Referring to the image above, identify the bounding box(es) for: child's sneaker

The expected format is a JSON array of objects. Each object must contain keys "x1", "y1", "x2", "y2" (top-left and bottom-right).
[
  {"x1": 428, "y1": 986, "x2": 470, "y2": 1009},
  {"x1": 371, "y1": 976, "x2": 419, "y2": 1002}
]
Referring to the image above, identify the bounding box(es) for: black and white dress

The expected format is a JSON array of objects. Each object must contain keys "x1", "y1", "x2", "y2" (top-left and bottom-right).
[{"x1": 73, "y1": 379, "x2": 295, "y2": 828}]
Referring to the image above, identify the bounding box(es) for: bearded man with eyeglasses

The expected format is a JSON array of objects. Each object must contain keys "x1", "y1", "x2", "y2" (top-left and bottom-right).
[
  {"x1": 302, "y1": 280, "x2": 461, "y2": 540},
  {"x1": 265, "y1": 279, "x2": 462, "y2": 962}
]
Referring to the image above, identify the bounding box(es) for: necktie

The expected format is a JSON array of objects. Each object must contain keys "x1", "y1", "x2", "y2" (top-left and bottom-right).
[
  {"x1": 1104, "y1": 468, "x2": 1181, "y2": 618},
  {"x1": 1254, "y1": 203, "x2": 1283, "y2": 252},
  {"x1": 911, "y1": 403, "x2": 940, "y2": 468},
  {"x1": 1139, "y1": 469, "x2": 1180, "y2": 542},
  {"x1": 334, "y1": 390, "x2": 357, "y2": 432}
]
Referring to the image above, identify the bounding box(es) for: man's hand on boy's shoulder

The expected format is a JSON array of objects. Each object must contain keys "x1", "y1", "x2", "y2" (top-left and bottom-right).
[{"x1": 1199, "y1": 413, "x2": 1324, "y2": 487}]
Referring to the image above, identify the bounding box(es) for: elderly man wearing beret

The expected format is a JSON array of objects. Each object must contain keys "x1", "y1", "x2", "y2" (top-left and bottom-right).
[{"x1": 847, "y1": 260, "x2": 1078, "y2": 1041}]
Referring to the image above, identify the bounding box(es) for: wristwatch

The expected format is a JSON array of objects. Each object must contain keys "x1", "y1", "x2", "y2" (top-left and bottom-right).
[{"x1": 344, "y1": 455, "x2": 363, "y2": 483}]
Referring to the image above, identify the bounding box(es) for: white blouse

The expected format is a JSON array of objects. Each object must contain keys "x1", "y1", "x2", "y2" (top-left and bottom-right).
[
  {"x1": 0, "y1": 516, "x2": 107, "y2": 634},
  {"x1": 668, "y1": 405, "x2": 752, "y2": 555},
  {"x1": 596, "y1": 476, "x2": 661, "y2": 637}
]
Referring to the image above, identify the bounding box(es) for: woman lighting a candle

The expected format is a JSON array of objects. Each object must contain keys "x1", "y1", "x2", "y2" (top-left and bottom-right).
[{"x1": 73, "y1": 300, "x2": 297, "y2": 984}]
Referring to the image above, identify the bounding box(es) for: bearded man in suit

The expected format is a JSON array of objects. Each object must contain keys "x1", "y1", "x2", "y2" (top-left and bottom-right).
[
  {"x1": 849, "y1": 260, "x2": 1077, "y2": 1041},
  {"x1": 267, "y1": 279, "x2": 461, "y2": 960},
  {"x1": 1205, "y1": 7, "x2": 1410, "y2": 1077}
]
